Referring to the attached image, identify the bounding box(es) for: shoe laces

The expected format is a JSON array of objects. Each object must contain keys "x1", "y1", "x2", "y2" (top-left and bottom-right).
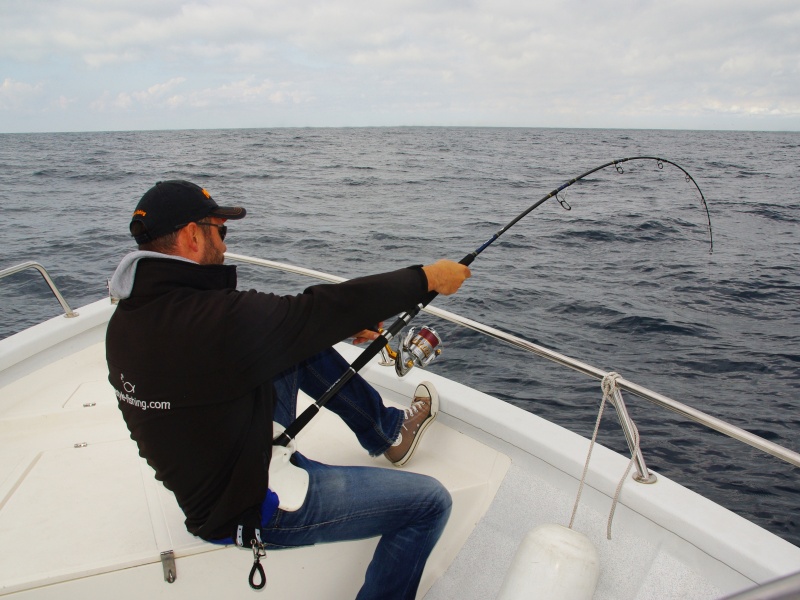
[{"x1": 403, "y1": 397, "x2": 428, "y2": 421}]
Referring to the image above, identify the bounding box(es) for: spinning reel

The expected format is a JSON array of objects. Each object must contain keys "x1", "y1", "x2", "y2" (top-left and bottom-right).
[{"x1": 384, "y1": 326, "x2": 443, "y2": 377}]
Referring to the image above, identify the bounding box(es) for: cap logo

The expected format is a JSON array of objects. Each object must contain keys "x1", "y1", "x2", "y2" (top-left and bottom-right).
[
  {"x1": 133, "y1": 209, "x2": 147, "y2": 217},
  {"x1": 201, "y1": 188, "x2": 211, "y2": 199}
]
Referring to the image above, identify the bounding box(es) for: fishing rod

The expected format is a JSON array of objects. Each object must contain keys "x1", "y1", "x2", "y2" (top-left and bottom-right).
[{"x1": 274, "y1": 156, "x2": 712, "y2": 447}]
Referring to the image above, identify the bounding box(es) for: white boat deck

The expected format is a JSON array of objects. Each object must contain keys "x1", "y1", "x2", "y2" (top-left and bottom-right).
[
  {"x1": 0, "y1": 314, "x2": 509, "y2": 598},
  {"x1": 2, "y1": 300, "x2": 799, "y2": 599}
]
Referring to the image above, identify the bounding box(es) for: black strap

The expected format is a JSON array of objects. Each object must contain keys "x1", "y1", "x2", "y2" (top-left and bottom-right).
[
  {"x1": 232, "y1": 507, "x2": 268, "y2": 591},
  {"x1": 249, "y1": 540, "x2": 267, "y2": 590}
]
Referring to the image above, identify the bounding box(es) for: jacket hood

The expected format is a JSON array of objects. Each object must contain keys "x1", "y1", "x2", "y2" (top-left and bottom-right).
[{"x1": 109, "y1": 251, "x2": 196, "y2": 301}]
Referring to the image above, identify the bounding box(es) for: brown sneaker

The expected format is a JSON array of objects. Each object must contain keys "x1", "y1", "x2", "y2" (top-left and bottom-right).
[{"x1": 384, "y1": 382, "x2": 439, "y2": 467}]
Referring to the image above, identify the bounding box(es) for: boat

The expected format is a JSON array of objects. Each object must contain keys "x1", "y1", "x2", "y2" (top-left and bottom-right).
[{"x1": 1, "y1": 255, "x2": 799, "y2": 599}]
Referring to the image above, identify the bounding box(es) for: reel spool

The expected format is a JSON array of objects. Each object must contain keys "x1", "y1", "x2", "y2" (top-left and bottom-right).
[{"x1": 395, "y1": 326, "x2": 443, "y2": 377}]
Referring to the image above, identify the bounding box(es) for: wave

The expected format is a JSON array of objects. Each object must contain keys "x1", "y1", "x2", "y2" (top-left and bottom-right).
[{"x1": 601, "y1": 315, "x2": 708, "y2": 337}]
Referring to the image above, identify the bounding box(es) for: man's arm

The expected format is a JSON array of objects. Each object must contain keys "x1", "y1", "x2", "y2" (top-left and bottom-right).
[{"x1": 351, "y1": 259, "x2": 471, "y2": 344}]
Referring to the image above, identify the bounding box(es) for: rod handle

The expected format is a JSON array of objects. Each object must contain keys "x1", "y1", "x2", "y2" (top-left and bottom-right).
[
  {"x1": 459, "y1": 253, "x2": 476, "y2": 267},
  {"x1": 274, "y1": 403, "x2": 321, "y2": 446}
]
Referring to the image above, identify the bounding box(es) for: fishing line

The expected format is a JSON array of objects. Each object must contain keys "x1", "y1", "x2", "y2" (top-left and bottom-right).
[{"x1": 274, "y1": 156, "x2": 713, "y2": 447}]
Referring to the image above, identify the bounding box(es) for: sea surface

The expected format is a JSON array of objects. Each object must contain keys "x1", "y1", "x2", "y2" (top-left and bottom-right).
[{"x1": 1, "y1": 127, "x2": 798, "y2": 547}]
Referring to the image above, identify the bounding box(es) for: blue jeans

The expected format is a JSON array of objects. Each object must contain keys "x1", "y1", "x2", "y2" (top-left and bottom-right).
[{"x1": 266, "y1": 348, "x2": 453, "y2": 600}]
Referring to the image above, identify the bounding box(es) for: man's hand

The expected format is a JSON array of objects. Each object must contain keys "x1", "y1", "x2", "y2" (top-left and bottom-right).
[
  {"x1": 352, "y1": 323, "x2": 384, "y2": 345},
  {"x1": 422, "y1": 260, "x2": 471, "y2": 295}
]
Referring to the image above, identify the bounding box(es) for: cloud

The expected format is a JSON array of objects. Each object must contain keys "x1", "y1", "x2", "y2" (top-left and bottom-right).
[
  {"x1": 52, "y1": 95, "x2": 74, "y2": 110},
  {"x1": 1, "y1": 1, "x2": 798, "y2": 131},
  {"x1": 173, "y1": 77, "x2": 315, "y2": 108},
  {"x1": 89, "y1": 76, "x2": 312, "y2": 113},
  {"x1": 83, "y1": 51, "x2": 143, "y2": 69},
  {"x1": 0, "y1": 78, "x2": 44, "y2": 110},
  {"x1": 90, "y1": 77, "x2": 186, "y2": 111}
]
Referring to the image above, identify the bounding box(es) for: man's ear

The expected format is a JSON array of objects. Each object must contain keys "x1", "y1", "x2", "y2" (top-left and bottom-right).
[{"x1": 174, "y1": 223, "x2": 202, "y2": 260}]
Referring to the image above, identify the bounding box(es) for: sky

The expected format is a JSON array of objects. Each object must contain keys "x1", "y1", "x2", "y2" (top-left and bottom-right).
[{"x1": 1, "y1": 1, "x2": 798, "y2": 133}]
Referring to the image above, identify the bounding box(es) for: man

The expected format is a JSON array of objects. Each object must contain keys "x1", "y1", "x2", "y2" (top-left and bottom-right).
[{"x1": 106, "y1": 180, "x2": 471, "y2": 599}]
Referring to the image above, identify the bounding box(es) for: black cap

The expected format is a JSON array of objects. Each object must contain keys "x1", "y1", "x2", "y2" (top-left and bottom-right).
[{"x1": 130, "y1": 180, "x2": 246, "y2": 243}]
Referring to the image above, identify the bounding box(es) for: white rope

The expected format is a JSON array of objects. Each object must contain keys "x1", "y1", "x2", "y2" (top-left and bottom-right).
[
  {"x1": 568, "y1": 371, "x2": 642, "y2": 540},
  {"x1": 568, "y1": 373, "x2": 614, "y2": 531}
]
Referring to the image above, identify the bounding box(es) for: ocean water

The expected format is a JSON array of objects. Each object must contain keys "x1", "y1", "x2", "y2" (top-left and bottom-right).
[{"x1": 1, "y1": 127, "x2": 798, "y2": 547}]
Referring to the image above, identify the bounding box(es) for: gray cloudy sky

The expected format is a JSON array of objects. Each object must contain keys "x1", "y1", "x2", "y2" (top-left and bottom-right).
[{"x1": 1, "y1": 1, "x2": 798, "y2": 133}]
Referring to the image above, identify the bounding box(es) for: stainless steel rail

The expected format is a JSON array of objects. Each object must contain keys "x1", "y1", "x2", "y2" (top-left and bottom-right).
[
  {"x1": 226, "y1": 252, "x2": 800, "y2": 470},
  {"x1": 0, "y1": 262, "x2": 78, "y2": 318}
]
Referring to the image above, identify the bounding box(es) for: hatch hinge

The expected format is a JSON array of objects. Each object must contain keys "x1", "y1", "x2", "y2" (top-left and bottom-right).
[{"x1": 161, "y1": 550, "x2": 177, "y2": 583}]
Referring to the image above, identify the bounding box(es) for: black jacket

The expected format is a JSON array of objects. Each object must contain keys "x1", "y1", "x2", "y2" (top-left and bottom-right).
[{"x1": 106, "y1": 256, "x2": 428, "y2": 540}]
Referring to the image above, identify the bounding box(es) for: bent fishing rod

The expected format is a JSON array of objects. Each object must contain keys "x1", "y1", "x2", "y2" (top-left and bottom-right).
[{"x1": 274, "y1": 156, "x2": 712, "y2": 447}]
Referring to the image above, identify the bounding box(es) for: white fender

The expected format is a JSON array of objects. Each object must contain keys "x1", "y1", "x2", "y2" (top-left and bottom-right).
[
  {"x1": 270, "y1": 423, "x2": 309, "y2": 512},
  {"x1": 497, "y1": 524, "x2": 600, "y2": 600}
]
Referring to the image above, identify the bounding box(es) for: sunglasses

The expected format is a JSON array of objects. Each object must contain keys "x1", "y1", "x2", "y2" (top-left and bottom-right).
[{"x1": 197, "y1": 221, "x2": 227, "y2": 242}]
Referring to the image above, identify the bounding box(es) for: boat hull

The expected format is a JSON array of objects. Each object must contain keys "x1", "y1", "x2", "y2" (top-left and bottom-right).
[{"x1": 1, "y1": 299, "x2": 798, "y2": 599}]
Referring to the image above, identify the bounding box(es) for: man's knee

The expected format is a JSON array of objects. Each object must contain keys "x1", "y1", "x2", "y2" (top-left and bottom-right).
[{"x1": 419, "y1": 475, "x2": 452, "y2": 522}]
